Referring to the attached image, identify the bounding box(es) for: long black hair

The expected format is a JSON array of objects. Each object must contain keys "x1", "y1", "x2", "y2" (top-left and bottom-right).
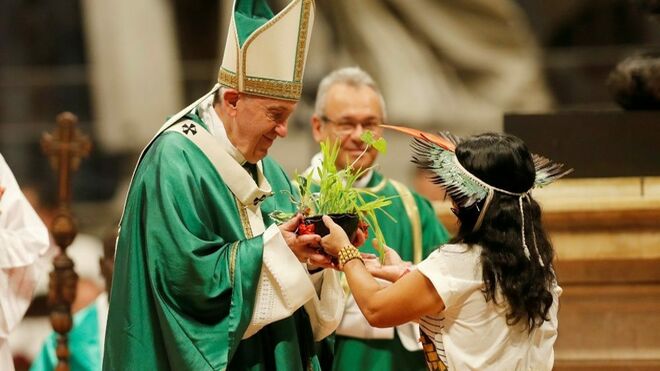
[{"x1": 450, "y1": 133, "x2": 555, "y2": 331}]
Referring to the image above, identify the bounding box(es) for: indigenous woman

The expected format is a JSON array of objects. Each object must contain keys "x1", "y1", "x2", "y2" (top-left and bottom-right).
[{"x1": 320, "y1": 131, "x2": 570, "y2": 371}]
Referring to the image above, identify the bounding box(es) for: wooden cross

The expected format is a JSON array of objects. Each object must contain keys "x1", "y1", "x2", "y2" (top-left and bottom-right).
[{"x1": 41, "y1": 112, "x2": 92, "y2": 371}]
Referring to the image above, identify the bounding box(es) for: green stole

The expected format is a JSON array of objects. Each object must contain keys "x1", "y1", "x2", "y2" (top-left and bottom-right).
[{"x1": 104, "y1": 113, "x2": 320, "y2": 370}]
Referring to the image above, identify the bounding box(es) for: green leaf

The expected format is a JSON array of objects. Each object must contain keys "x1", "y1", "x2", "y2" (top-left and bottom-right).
[
  {"x1": 297, "y1": 177, "x2": 306, "y2": 197},
  {"x1": 269, "y1": 210, "x2": 295, "y2": 224},
  {"x1": 360, "y1": 130, "x2": 375, "y2": 145},
  {"x1": 372, "y1": 137, "x2": 387, "y2": 154}
]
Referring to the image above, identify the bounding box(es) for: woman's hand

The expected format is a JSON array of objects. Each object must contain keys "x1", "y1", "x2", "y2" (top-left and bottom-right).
[
  {"x1": 362, "y1": 256, "x2": 407, "y2": 282},
  {"x1": 320, "y1": 215, "x2": 352, "y2": 257},
  {"x1": 379, "y1": 244, "x2": 405, "y2": 267},
  {"x1": 364, "y1": 240, "x2": 412, "y2": 282}
]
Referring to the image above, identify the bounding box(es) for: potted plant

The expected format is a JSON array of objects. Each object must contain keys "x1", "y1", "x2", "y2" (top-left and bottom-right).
[{"x1": 272, "y1": 132, "x2": 394, "y2": 261}]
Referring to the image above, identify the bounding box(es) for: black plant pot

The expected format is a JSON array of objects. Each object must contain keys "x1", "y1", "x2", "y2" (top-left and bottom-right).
[{"x1": 303, "y1": 213, "x2": 359, "y2": 238}]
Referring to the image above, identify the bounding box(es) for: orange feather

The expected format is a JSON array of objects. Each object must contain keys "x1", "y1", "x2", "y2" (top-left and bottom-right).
[{"x1": 381, "y1": 124, "x2": 456, "y2": 151}]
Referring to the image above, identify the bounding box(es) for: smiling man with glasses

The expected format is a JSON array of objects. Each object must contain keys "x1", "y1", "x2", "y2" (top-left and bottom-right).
[
  {"x1": 310, "y1": 71, "x2": 386, "y2": 173},
  {"x1": 304, "y1": 67, "x2": 451, "y2": 371}
]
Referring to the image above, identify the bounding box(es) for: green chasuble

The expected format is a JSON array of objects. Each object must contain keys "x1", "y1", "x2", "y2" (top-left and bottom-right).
[
  {"x1": 103, "y1": 114, "x2": 320, "y2": 371},
  {"x1": 313, "y1": 171, "x2": 451, "y2": 371}
]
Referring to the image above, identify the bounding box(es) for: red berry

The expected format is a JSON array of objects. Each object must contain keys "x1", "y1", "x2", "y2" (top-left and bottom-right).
[{"x1": 298, "y1": 222, "x2": 316, "y2": 235}]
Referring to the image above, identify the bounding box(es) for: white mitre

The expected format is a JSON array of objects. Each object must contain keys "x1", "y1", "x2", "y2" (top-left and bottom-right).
[{"x1": 219, "y1": 0, "x2": 315, "y2": 101}]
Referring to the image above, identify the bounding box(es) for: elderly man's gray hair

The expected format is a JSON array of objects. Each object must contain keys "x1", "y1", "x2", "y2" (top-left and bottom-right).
[{"x1": 314, "y1": 67, "x2": 387, "y2": 120}]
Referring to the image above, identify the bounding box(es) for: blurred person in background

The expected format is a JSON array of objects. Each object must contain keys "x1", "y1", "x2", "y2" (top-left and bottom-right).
[
  {"x1": 304, "y1": 66, "x2": 451, "y2": 371},
  {"x1": 21, "y1": 182, "x2": 104, "y2": 311},
  {"x1": 0, "y1": 153, "x2": 50, "y2": 371},
  {"x1": 29, "y1": 225, "x2": 116, "y2": 371},
  {"x1": 8, "y1": 181, "x2": 105, "y2": 365}
]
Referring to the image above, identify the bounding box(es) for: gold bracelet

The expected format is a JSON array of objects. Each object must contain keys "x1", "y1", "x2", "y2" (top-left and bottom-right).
[{"x1": 338, "y1": 245, "x2": 363, "y2": 267}]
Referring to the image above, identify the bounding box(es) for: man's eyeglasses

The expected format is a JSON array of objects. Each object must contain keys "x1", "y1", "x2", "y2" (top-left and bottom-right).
[{"x1": 321, "y1": 116, "x2": 382, "y2": 136}]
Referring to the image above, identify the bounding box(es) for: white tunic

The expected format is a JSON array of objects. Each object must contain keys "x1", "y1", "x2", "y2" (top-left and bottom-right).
[
  {"x1": 416, "y1": 244, "x2": 561, "y2": 371},
  {"x1": 0, "y1": 154, "x2": 50, "y2": 371}
]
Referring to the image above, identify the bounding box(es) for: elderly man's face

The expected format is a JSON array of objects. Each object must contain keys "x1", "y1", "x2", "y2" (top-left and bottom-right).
[
  {"x1": 312, "y1": 83, "x2": 384, "y2": 171},
  {"x1": 223, "y1": 92, "x2": 297, "y2": 163}
]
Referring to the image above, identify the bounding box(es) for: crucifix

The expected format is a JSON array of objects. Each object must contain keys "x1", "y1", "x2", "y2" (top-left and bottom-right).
[{"x1": 41, "y1": 112, "x2": 92, "y2": 371}]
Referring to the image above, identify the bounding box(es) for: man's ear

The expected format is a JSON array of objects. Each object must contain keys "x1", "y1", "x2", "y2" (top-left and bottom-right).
[
  {"x1": 311, "y1": 114, "x2": 325, "y2": 143},
  {"x1": 222, "y1": 89, "x2": 240, "y2": 116}
]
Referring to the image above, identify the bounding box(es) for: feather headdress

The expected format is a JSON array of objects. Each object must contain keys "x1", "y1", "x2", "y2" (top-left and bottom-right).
[{"x1": 382, "y1": 124, "x2": 573, "y2": 265}]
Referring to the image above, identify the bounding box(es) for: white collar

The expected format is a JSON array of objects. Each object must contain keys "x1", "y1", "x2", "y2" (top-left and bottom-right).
[
  {"x1": 354, "y1": 169, "x2": 374, "y2": 188},
  {"x1": 197, "y1": 95, "x2": 247, "y2": 165}
]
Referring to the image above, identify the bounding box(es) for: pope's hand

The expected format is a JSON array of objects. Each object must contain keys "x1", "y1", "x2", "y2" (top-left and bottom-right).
[
  {"x1": 278, "y1": 214, "x2": 334, "y2": 269},
  {"x1": 351, "y1": 227, "x2": 366, "y2": 248}
]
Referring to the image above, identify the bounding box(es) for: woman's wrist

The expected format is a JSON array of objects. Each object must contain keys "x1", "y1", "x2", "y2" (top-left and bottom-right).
[{"x1": 338, "y1": 244, "x2": 363, "y2": 269}]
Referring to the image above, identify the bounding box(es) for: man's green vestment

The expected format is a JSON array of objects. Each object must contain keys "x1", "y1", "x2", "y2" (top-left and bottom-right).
[{"x1": 104, "y1": 114, "x2": 323, "y2": 371}]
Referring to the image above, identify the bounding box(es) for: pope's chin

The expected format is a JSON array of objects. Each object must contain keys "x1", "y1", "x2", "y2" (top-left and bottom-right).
[{"x1": 252, "y1": 145, "x2": 272, "y2": 162}]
